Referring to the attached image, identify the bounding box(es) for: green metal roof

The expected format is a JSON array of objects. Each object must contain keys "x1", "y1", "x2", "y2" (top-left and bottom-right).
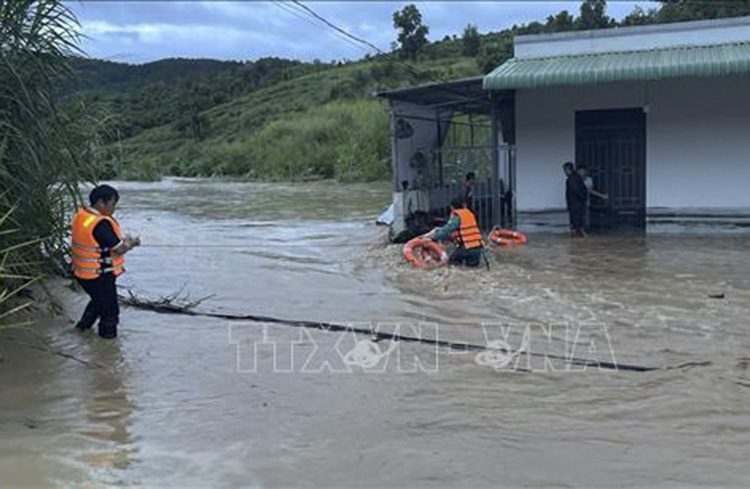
[{"x1": 483, "y1": 42, "x2": 750, "y2": 90}]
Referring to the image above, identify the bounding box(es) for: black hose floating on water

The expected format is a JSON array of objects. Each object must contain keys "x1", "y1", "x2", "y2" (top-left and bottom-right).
[{"x1": 121, "y1": 294, "x2": 660, "y2": 373}]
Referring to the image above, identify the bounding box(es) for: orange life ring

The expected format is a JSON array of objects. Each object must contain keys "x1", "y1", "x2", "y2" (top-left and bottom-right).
[
  {"x1": 403, "y1": 237, "x2": 449, "y2": 269},
  {"x1": 488, "y1": 228, "x2": 528, "y2": 247}
]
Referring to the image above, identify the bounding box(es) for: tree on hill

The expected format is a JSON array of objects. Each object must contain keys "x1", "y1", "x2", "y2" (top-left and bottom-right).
[
  {"x1": 393, "y1": 4, "x2": 429, "y2": 60},
  {"x1": 478, "y1": 35, "x2": 513, "y2": 75},
  {"x1": 621, "y1": 6, "x2": 656, "y2": 26},
  {"x1": 546, "y1": 10, "x2": 575, "y2": 32},
  {"x1": 461, "y1": 24, "x2": 481, "y2": 57},
  {"x1": 577, "y1": 0, "x2": 613, "y2": 29},
  {"x1": 656, "y1": 0, "x2": 750, "y2": 23}
]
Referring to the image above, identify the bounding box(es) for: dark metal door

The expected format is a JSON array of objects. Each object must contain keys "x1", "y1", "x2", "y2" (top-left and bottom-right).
[{"x1": 575, "y1": 108, "x2": 646, "y2": 231}]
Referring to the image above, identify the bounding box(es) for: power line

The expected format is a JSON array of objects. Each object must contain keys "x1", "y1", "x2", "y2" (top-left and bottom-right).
[
  {"x1": 289, "y1": 0, "x2": 389, "y2": 57},
  {"x1": 272, "y1": 0, "x2": 321, "y2": 30},
  {"x1": 272, "y1": 1, "x2": 368, "y2": 55},
  {"x1": 287, "y1": 0, "x2": 449, "y2": 84},
  {"x1": 282, "y1": 0, "x2": 493, "y2": 107}
]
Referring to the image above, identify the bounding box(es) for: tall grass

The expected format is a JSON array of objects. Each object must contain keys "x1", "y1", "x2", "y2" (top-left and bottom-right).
[
  {"x1": 0, "y1": 204, "x2": 39, "y2": 328},
  {"x1": 1, "y1": 1, "x2": 99, "y2": 325},
  {"x1": 123, "y1": 99, "x2": 391, "y2": 182},
  {"x1": 240, "y1": 100, "x2": 390, "y2": 181}
]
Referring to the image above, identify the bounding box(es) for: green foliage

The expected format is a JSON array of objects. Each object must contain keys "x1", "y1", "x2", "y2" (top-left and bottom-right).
[
  {"x1": 123, "y1": 99, "x2": 389, "y2": 182},
  {"x1": 243, "y1": 100, "x2": 389, "y2": 181},
  {"x1": 103, "y1": 53, "x2": 475, "y2": 181},
  {"x1": 0, "y1": 205, "x2": 39, "y2": 328},
  {"x1": 546, "y1": 11, "x2": 576, "y2": 32},
  {"x1": 577, "y1": 0, "x2": 614, "y2": 30},
  {"x1": 65, "y1": 57, "x2": 315, "y2": 142},
  {"x1": 656, "y1": 0, "x2": 750, "y2": 23},
  {"x1": 1, "y1": 0, "x2": 99, "y2": 324},
  {"x1": 478, "y1": 34, "x2": 513, "y2": 75},
  {"x1": 621, "y1": 6, "x2": 657, "y2": 27},
  {"x1": 461, "y1": 24, "x2": 481, "y2": 57},
  {"x1": 61, "y1": 0, "x2": 750, "y2": 185},
  {"x1": 393, "y1": 4, "x2": 430, "y2": 60}
]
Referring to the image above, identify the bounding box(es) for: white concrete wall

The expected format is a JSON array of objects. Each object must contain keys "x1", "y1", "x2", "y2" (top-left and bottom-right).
[
  {"x1": 515, "y1": 75, "x2": 750, "y2": 211},
  {"x1": 516, "y1": 16, "x2": 750, "y2": 59}
]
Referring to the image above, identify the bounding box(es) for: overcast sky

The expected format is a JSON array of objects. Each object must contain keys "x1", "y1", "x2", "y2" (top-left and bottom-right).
[{"x1": 71, "y1": 1, "x2": 656, "y2": 64}]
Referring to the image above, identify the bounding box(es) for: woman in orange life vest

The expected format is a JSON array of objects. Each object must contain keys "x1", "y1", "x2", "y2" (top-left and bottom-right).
[
  {"x1": 71, "y1": 185, "x2": 140, "y2": 339},
  {"x1": 425, "y1": 196, "x2": 484, "y2": 267}
]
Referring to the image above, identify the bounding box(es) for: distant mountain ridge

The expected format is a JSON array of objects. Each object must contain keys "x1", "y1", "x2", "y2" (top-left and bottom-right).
[{"x1": 68, "y1": 57, "x2": 243, "y2": 91}]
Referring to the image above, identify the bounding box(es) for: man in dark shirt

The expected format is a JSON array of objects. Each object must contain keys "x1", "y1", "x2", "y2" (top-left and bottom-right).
[
  {"x1": 563, "y1": 161, "x2": 588, "y2": 237},
  {"x1": 73, "y1": 185, "x2": 140, "y2": 339},
  {"x1": 457, "y1": 171, "x2": 476, "y2": 212}
]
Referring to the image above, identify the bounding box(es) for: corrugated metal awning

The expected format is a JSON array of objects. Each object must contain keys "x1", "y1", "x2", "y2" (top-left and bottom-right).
[{"x1": 483, "y1": 42, "x2": 750, "y2": 90}]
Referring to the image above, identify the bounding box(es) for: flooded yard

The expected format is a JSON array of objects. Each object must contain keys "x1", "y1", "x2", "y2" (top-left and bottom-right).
[{"x1": 1, "y1": 178, "x2": 749, "y2": 487}]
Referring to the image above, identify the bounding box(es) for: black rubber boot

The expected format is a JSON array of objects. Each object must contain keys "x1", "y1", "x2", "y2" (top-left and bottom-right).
[
  {"x1": 75, "y1": 309, "x2": 98, "y2": 331},
  {"x1": 98, "y1": 321, "x2": 118, "y2": 339}
]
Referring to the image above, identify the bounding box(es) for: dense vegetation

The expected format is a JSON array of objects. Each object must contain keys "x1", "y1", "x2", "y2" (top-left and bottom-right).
[
  {"x1": 64, "y1": 0, "x2": 750, "y2": 183},
  {"x1": 1, "y1": 0, "x2": 102, "y2": 327}
]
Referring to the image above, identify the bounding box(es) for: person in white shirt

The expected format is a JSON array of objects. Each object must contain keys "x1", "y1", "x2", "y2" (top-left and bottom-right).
[{"x1": 576, "y1": 164, "x2": 608, "y2": 230}]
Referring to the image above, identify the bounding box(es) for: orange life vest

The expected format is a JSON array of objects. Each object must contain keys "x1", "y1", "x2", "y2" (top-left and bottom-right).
[
  {"x1": 450, "y1": 208, "x2": 484, "y2": 250},
  {"x1": 70, "y1": 207, "x2": 124, "y2": 279}
]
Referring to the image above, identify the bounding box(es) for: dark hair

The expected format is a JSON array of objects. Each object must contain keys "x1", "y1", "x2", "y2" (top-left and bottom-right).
[
  {"x1": 89, "y1": 184, "x2": 119, "y2": 206},
  {"x1": 450, "y1": 196, "x2": 465, "y2": 209},
  {"x1": 562, "y1": 161, "x2": 574, "y2": 170},
  {"x1": 576, "y1": 163, "x2": 587, "y2": 170},
  {"x1": 465, "y1": 171, "x2": 476, "y2": 181}
]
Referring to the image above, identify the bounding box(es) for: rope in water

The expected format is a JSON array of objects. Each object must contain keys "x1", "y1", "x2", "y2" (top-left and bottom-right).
[
  {"x1": 120, "y1": 296, "x2": 660, "y2": 373},
  {"x1": 138, "y1": 243, "x2": 369, "y2": 249}
]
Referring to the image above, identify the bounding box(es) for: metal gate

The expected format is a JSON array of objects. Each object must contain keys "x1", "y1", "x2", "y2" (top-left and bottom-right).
[
  {"x1": 576, "y1": 108, "x2": 646, "y2": 230},
  {"x1": 428, "y1": 144, "x2": 516, "y2": 231}
]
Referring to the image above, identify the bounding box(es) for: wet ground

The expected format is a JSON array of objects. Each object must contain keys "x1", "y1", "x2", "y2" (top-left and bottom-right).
[{"x1": 1, "y1": 178, "x2": 749, "y2": 487}]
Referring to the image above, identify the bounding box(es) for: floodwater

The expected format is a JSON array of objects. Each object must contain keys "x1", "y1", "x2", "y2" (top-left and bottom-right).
[{"x1": 2, "y1": 178, "x2": 750, "y2": 488}]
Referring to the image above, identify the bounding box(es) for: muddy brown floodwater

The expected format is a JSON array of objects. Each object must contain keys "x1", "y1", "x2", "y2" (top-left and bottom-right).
[{"x1": 1, "y1": 178, "x2": 750, "y2": 488}]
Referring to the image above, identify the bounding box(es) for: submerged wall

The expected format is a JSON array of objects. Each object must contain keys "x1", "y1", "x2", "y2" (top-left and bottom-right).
[{"x1": 514, "y1": 75, "x2": 750, "y2": 211}]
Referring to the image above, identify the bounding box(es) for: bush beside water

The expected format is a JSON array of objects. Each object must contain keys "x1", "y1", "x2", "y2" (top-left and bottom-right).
[{"x1": 119, "y1": 99, "x2": 391, "y2": 182}]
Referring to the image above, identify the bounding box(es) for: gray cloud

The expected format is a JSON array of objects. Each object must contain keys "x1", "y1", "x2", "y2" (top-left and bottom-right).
[{"x1": 71, "y1": 1, "x2": 656, "y2": 63}]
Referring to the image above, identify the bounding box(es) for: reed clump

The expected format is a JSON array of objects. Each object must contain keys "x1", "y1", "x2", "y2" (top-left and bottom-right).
[{"x1": 0, "y1": 0, "x2": 101, "y2": 327}]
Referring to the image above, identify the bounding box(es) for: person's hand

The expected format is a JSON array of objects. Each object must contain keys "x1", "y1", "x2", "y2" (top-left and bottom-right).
[{"x1": 122, "y1": 235, "x2": 141, "y2": 250}]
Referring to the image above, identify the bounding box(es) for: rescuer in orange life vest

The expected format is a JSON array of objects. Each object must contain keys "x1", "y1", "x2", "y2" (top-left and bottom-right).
[
  {"x1": 426, "y1": 196, "x2": 484, "y2": 267},
  {"x1": 71, "y1": 185, "x2": 140, "y2": 339}
]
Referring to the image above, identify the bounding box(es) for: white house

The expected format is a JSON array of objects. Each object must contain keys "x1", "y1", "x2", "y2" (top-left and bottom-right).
[
  {"x1": 380, "y1": 16, "x2": 750, "y2": 236},
  {"x1": 484, "y1": 16, "x2": 750, "y2": 228}
]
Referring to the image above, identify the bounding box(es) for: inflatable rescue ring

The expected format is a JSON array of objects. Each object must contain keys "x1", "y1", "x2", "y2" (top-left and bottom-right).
[
  {"x1": 488, "y1": 228, "x2": 528, "y2": 247},
  {"x1": 403, "y1": 237, "x2": 449, "y2": 269}
]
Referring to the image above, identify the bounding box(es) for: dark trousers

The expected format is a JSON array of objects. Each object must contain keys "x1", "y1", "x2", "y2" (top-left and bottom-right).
[
  {"x1": 568, "y1": 202, "x2": 586, "y2": 232},
  {"x1": 449, "y1": 247, "x2": 482, "y2": 267},
  {"x1": 76, "y1": 274, "x2": 119, "y2": 339}
]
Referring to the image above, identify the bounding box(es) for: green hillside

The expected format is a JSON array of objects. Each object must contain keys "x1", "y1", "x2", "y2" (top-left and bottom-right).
[
  {"x1": 110, "y1": 55, "x2": 478, "y2": 181},
  {"x1": 66, "y1": 0, "x2": 750, "y2": 182}
]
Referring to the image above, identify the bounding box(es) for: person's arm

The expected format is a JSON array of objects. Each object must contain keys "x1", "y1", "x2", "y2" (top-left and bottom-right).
[
  {"x1": 113, "y1": 236, "x2": 141, "y2": 255},
  {"x1": 590, "y1": 189, "x2": 609, "y2": 200},
  {"x1": 584, "y1": 177, "x2": 608, "y2": 200},
  {"x1": 429, "y1": 215, "x2": 460, "y2": 242},
  {"x1": 574, "y1": 177, "x2": 589, "y2": 202},
  {"x1": 93, "y1": 221, "x2": 140, "y2": 256}
]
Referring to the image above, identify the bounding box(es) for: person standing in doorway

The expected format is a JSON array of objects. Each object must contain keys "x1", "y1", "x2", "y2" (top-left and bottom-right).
[
  {"x1": 563, "y1": 162, "x2": 588, "y2": 237},
  {"x1": 70, "y1": 185, "x2": 141, "y2": 339},
  {"x1": 457, "y1": 171, "x2": 476, "y2": 213},
  {"x1": 576, "y1": 164, "x2": 608, "y2": 230}
]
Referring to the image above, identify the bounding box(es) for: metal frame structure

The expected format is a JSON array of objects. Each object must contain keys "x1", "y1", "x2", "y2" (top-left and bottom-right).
[{"x1": 377, "y1": 78, "x2": 516, "y2": 238}]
